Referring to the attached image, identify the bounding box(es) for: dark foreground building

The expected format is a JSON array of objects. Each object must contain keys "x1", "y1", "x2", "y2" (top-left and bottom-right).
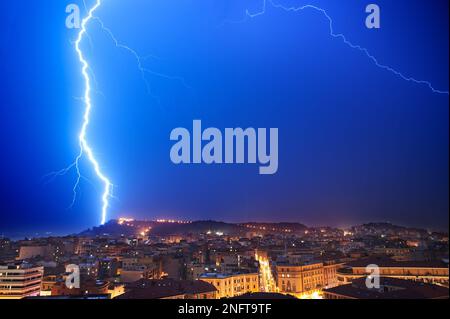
[
  {"x1": 324, "y1": 277, "x2": 449, "y2": 299},
  {"x1": 229, "y1": 292, "x2": 297, "y2": 299},
  {"x1": 116, "y1": 278, "x2": 217, "y2": 299}
]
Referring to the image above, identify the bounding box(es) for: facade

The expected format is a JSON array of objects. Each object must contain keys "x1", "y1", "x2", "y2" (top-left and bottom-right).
[
  {"x1": 275, "y1": 262, "x2": 324, "y2": 296},
  {"x1": 337, "y1": 259, "x2": 449, "y2": 286},
  {"x1": 322, "y1": 262, "x2": 344, "y2": 288},
  {"x1": 120, "y1": 257, "x2": 162, "y2": 283},
  {"x1": 0, "y1": 262, "x2": 44, "y2": 299},
  {"x1": 274, "y1": 260, "x2": 343, "y2": 296},
  {"x1": 18, "y1": 245, "x2": 53, "y2": 260},
  {"x1": 40, "y1": 275, "x2": 58, "y2": 296},
  {"x1": 199, "y1": 272, "x2": 259, "y2": 298}
]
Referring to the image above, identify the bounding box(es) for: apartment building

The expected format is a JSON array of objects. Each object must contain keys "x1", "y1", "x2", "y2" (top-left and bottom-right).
[
  {"x1": 199, "y1": 272, "x2": 259, "y2": 298},
  {"x1": 0, "y1": 262, "x2": 44, "y2": 299}
]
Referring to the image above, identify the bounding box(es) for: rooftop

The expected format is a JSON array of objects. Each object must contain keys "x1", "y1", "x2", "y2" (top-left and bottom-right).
[
  {"x1": 199, "y1": 272, "x2": 258, "y2": 279},
  {"x1": 346, "y1": 258, "x2": 449, "y2": 269},
  {"x1": 0, "y1": 261, "x2": 41, "y2": 270},
  {"x1": 229, "y1": 292, "x2": 297, "y2": 300},
  {"x1": 116, "y1": 278, "x2": 216, "y2": 299},
  {"x1": 324, "y1": 277, "x2": 449, "y2": 299}
]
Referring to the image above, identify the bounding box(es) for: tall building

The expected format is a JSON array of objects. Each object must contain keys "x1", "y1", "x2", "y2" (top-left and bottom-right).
[
  {"x1": 0, "y1": 261, "x2": 44, "y2": 299},
  {"x1": 199, "y1": 272, "x2": 259, "y2": 298}
]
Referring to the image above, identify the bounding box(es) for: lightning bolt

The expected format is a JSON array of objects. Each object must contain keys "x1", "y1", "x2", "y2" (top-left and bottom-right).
[
  {"x1": 46, "y1": 0, "x2": 189, "y2": 225},
  {"x1": 232, "y1": 0, "x2": 449, "y2": 95},
  {"x1": 73, "y1": 0, "x2": 111, "y2": 225},
  {"x1": 91, "y1": 16, "x2": 191, "y2": 99}
]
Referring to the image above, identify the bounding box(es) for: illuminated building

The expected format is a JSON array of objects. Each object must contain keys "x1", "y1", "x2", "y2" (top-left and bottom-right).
[
  {"x1": 337, "y1": 258, "x2": 449, "y2": 286},
  {"x1": 40, "y1": 275, "x2": 58, "y2": 296},
  {"x1": 98, "y1": 257, "x2": 120, "y2": 279},
  {"x1": 120, "y1": 257, "x2": 162, "y2": 283},
  {"x1": 276, "y1": 262, "x2": 324, "y2": 297},
  {"x1": 322, "y1": 261, "x2": 344, "y2": 288},
  {"x1": 162, "y1": 235, "x2": 183, "y2": 244},
  {"x1": 0, "y1": 262, "x2": 43, "y2": 299},
  {"x1": 79, "y1": 260, "x2": 99, "y2": 279},
  {"x1": 199, "y1": 272, "x2": 259, "y2": 298},
  {"x1": 275, "y1": 260, "x2": 343, "y2": 298}
]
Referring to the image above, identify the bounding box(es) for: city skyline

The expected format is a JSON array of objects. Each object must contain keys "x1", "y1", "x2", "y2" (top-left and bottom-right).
[
  {"x1": 1, "y1": 217, "x2": 448, "y2": 242},
  {"x1": 1, "y1": 216, "x2": 448, "y2": 300}
]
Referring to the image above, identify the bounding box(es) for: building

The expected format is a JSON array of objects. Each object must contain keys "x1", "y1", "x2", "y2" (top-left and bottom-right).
[
  {"x1": 79, "y1": 260, "x2": 99, "y2": 279},
  {"x1": 324, "y1": 277, "x2": 449, "y2": 299},
  {"x1": 116, "y1": 278, "x2": 217, "y2": 299},
  {"x1": 40, "y1": 275, "x2": 58, "y2": 296},
  {"x1": 120, "y1": 257, "x2": 162, "y2": 283},
  {"x1": 373, "y1": 247, "x2": 415, "y2": 261},
  {"x1": 51, "y1": 279, "x2": 110, "y2": 296},
  {"x1": 337, "y1": 258, "x2": 449, "y2": 286},
  {"x1": 0, "y1": 238, "x2": 10, "y2": 251},
  {"x1": 199, "y1": 272, "x2": 259, "y2": 298},
  {"x1": 186, "y1": 262, "x2": 217, "y2": 280},
  {"x1": 98, "y1": 257, "x2": 120, "y2": 279},
  {"x1": 323, "y1": 261, "x2": 344, "y2": 288},
  {"x1": 0, "y1": 261, "x2": 44, "y2": 299},
  {"x1": 275, "y1": 262, "x2": 324, "y2": 297},
  {"x1": 18, "y1": 245, "x2": 53, "y2": 260}
]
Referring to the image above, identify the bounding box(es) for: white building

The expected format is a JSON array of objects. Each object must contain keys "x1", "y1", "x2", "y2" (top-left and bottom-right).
[{"x1": 0, "y1": 262, "x2": 44, "y2": 299}]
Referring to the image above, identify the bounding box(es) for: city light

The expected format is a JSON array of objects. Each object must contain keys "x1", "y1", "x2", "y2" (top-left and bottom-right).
[
  {"x1": 156, "y1": 219, "x2": 192, "y2": 224},
  {"x1": 118, "y1": 218, "x2": 135, "y2": 225},
  {"x1": 298, "y1": 290, "x2": 323, "y2": 299},
  {"x1": 255, "y1": 252, "x2": 278, "y2": 293}
]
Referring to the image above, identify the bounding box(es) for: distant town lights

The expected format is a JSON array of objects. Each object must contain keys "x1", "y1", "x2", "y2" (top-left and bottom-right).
[
  {"x1": 156, "y1": 219, "x2": 191, "y2": 224},
  {"x1": 118, "y1": 218, "x2": 135, "y2": 225}
]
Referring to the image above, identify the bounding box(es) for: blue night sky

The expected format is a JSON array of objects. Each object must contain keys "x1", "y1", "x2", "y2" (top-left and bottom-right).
[{"x1": 0, "y1": 0, "x2": 448, "y2": 235}]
